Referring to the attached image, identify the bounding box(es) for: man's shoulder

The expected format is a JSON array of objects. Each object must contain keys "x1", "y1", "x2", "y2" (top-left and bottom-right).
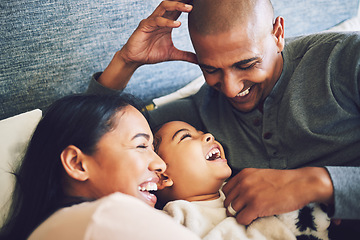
[{"x1": 286, "y1": 31, "x2": 360, "y2": 48}]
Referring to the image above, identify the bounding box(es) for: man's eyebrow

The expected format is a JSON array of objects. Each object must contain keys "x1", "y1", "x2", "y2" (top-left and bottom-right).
[
  {"x1": 132, "y1": 133, "x2": 150, "y2": 141},
  {"x1": 198, "y1": 57, "x2": 260, "y2": 69},
  {"x1": 232, "y1": 57, "x2": 260, "y2": 67},
  {"x1": 172, "y1": 128, "x2": 189, "y2": 141},
  {"x1": 198, "y1": 63, "x2": 217, "y2": 69}
]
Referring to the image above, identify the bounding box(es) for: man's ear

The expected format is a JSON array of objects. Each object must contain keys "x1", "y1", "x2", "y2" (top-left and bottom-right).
[
  {"x1": 61, "y1": 145, "x2": 89, "y2": 182},
  {"x1": 157, "y1": 173, "x2": 174, "y2": 190},
  {"x1": 273, "y1": 16, "x2": 285, "y2": 53}
]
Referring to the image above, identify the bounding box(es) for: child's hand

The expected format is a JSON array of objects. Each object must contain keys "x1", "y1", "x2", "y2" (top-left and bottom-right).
[{"x1": 119, "y1": 0, "x2": 197, "y2": 66}]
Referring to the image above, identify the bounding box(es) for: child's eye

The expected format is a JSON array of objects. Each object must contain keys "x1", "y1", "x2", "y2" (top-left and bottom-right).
[{"x1": 180, "y1": 133, "x2": 192, "y2": 141}]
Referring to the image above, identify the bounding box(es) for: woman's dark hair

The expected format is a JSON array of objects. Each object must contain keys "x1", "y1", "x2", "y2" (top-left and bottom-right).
[{"x1": 0, "y1": 94, "x2": 145, "y2": 240}]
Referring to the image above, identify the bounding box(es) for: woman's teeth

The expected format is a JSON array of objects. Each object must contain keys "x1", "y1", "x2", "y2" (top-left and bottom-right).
[
  {"x1": 206, "y1": 148, "x2": 221, "y2": 160},
  {"x1": 236, "y1": 87, "x2": 250, "y2": 97},
  {"x1": 138, "y1": 182, "x2": 158, "y2": 192}
]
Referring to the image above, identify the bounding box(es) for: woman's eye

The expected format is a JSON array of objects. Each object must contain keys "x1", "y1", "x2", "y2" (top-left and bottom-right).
[{"x1": 137, "y1": 144, "x2": 148, "y2": 149}]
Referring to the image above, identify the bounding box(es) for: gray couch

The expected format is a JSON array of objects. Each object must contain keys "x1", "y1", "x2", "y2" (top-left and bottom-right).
[{"x1": 1, "y1": 0, "x2": 359, "y2": 120}]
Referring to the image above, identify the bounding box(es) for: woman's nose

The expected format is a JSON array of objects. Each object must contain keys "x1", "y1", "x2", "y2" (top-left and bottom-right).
[{"x1": 148, "y1": 152, "x2": 166, "y2": 174}]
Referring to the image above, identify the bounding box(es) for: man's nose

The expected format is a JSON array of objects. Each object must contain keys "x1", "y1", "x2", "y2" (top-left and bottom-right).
[{"x1": 221, "y1": 71, "x2": 245, "y2": 98}]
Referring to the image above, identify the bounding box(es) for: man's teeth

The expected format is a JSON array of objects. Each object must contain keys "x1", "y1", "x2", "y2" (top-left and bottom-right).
[
  {"x1": 206, "y1": 148, "x2": 220, "y2": 160},
  {"x1": 138, "y1": 182, "x2": 157, "y2": 192},
  {"x1": 236, "y1": 87, "x2": 250, "y2": 97}
]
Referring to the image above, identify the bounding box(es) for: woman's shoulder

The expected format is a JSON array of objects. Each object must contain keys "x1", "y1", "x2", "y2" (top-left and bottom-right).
[{"x1": 29, "y1": 192, "x2": 200, "y2": 240}]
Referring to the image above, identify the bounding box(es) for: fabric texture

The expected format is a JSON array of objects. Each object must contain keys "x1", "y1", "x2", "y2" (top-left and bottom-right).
[
  {"x1": 163, "y1": 192, "x2": 330, "y2": 240},
  {"x1": 28, "y1": 192, "x2": 200, "y2": 240},
  {"x1": 1, "y1": 0, "x2": 359, "y2": 120}
]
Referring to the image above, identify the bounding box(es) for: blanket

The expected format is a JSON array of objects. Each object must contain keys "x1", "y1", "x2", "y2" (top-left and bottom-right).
[{"x1": 163, "y1": 193, "x2": 330, "y2": 240}]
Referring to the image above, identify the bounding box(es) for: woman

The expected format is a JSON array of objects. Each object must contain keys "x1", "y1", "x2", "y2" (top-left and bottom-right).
[{"x1": 0, "y1": 94, "x2": 198, "y2": 240}]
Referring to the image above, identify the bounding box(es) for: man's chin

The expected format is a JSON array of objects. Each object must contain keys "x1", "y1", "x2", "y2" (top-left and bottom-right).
[{"x1": 230, "y1": 101, "x2": 259, "y2": 113}]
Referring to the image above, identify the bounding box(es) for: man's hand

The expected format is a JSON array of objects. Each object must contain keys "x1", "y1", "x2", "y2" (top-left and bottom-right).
[
  {"x1": 99, "y1": 0, "x2": 197, "y2": 90},
  {"x1": 222, "y1": 167, "x2": 334, "y2": 225},
  {"x1": 120, "y1": 0, "x2": 197, "y2": 65}
]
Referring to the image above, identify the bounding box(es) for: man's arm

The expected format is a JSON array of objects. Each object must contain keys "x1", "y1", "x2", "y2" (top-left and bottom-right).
[
  {"x1": 90, "y1": 1, "x2": 196, "y2": 92},
  {"x1": 325, "y1": 166, "x2": 360, "y2": 219},
  {"x1": 87, "y1": 72, "x2": 204, "y2": 130}
]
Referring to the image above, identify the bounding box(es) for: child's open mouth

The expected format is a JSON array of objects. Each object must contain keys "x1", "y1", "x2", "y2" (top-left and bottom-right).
[{"x1": 206, "y1": 147, "x2": 221, "y2": 161}]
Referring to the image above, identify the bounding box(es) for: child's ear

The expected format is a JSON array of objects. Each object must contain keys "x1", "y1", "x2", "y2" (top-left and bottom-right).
[
  {"x1": 158, "y1": 173, "x2": 174, "y2": 190},
  {"x1": 61, "y1": 145, "x2": 89, "y2": 182}
]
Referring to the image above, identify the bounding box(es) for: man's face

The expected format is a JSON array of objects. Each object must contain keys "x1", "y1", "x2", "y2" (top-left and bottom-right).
[{"x1": 191, "y1": 27, "x2": 283, "y2": 112}]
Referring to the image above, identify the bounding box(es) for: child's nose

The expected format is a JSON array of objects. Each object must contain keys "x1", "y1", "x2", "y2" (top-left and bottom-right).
[{"x1": 203, "y1": 133, "x2": 214, "y2": 142}]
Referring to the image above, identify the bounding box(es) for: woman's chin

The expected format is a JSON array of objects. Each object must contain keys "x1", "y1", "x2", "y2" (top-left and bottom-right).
[{"x1": 139, "y1": 190, "x2": 157, "y2": 207}]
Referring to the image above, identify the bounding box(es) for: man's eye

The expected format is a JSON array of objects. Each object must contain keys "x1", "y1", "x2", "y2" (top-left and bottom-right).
[
  {"x1": 237, "y1": 62, "x2": 257, "y2": 70},
  {"x1": 180, "y1": 133, "x2": 191, "y2": 141},
  {"x1": 203, "y1": 68, "x2": 218, "y2": 74}
]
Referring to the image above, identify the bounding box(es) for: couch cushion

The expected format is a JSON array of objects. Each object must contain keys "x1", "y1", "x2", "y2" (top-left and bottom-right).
[
  {"x1": 0, "y1": 0, "x2": 359, "y2": 120},
  {"x1": 0, "y1": 0, "x2": 201, "y2": 120}
]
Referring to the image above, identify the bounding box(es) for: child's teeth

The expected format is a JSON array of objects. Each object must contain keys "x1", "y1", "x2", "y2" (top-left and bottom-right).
[{"x1": 206, "y1": 148, "x2": 220, "y2": 160}]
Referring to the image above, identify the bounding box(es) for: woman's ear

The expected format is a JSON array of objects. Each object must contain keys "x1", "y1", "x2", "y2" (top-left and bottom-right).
[
  {"x1": 61, "y1": 145, "x2": 89, "y2": 182},
  {"x1": 157, "y1": 173, "x2": 174, "y2": 190},
  {"x1": 272, "y1": 16, "x2": 285, "y2": 53}
]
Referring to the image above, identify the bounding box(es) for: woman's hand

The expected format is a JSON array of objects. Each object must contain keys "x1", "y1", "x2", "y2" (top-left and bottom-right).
[
  {"x1": 99, "y1": 0, "x2": 197, "y2": 90},
  {"x1": 222, "y1": 167, "x2": 334, "y2": 225}
]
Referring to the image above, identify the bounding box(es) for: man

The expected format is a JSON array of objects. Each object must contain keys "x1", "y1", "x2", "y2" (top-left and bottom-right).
[{"x1": 87, "y1": 0, "x2": 360, "y2": 229}]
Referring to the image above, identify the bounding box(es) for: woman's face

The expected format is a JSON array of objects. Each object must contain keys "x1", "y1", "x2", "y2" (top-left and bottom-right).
[
  {"x1": 85, "y1": 106, "x2": 165, "y2": 207},
  {"x1": 155, "y1": 121, "x2": 232, "y2": 202}
]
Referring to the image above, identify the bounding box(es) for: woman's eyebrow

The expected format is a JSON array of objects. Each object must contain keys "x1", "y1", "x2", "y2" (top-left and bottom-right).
[
  {"x1": 132, "y1": 133, "x2": 150, "y2": 141},
  {"x1": 172, "y1": 128, "x2": 189, "y2": 141}
]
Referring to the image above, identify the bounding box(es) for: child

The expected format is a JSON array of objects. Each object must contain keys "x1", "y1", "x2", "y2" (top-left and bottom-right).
[{"x1": 154, "y1": 121, "x2": 330, "y2": 240}]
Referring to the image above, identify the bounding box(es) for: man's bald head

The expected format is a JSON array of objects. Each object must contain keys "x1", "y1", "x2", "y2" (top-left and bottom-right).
[{"x1": 188, "y1": 0, "x2": 274, "y2": 37}]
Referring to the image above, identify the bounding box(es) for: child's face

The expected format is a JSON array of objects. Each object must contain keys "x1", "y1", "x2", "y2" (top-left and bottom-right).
[{"x1": 155, "y1": 121, "x2": 232, "y2": 202}]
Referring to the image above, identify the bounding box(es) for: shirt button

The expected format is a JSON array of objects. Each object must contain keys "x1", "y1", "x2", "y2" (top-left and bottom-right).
[
  {"x1": 263, "y1": 132, "x2": 272, "y2": 139},
  {"x1": 253, "y1": 118, "x2": 261, "y2": 126}
]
